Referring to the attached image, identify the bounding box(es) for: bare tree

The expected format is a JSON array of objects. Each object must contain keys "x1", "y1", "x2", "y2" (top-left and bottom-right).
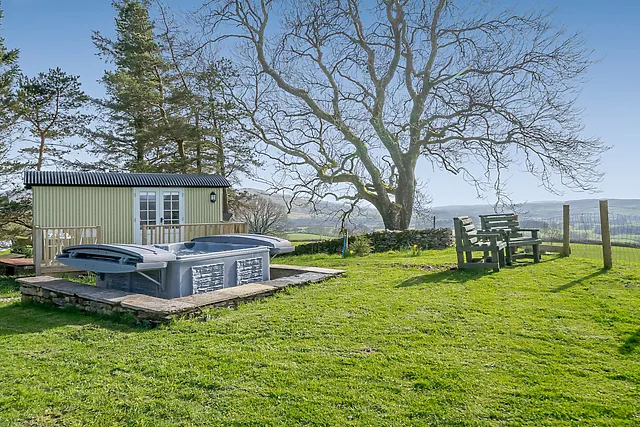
[
  {"x1": 233, "y1": 194, "x2": 288, "y2": 235},
  {"x1": 200, "y1": 0, "x2": 606, "y2": 230}
]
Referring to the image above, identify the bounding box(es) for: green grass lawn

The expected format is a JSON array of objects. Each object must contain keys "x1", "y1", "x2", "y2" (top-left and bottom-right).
[
  {"x1": 1, "y1": 249, "x2": 639, "y2": 425},
  {"x1": 543, "y1": 242, "x2": 640, "y2": 266},
  {"x1": 571, "y1": 243, "x2": 640, "y2": 265}
]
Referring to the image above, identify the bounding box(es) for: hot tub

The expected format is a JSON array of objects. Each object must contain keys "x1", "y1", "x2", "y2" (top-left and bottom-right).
[
  {"x1": 154, "y1": 241, "x2": 270, "y2": 297},
  {"x1": 56, "y1": 241, "x2": 271, "y2": 299}
]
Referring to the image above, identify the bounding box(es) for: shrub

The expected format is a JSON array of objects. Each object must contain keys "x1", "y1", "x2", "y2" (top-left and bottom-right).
[
  {"x1": 11, "y1": 245, "x2": 32, "y2": 257},
  {"x1": 349, "y1": 235, "x2": 372, "y2": 257},
  {"x1": 10, "y1": 235, "x2": 32, "y2": 257},
  {"x1": 290, "y1": 228, "x2": 452, "y2": 256}
]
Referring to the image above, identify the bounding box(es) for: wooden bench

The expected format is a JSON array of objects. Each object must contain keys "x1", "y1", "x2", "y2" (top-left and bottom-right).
[
  {"x1": 479, "y1": 213, "x2": 542, "y2": 265},
  {"x1": 453, "y1": 216, "x2": 507, "y2": 272}
]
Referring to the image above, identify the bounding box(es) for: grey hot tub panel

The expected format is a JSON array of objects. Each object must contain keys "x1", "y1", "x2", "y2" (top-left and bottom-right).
[{"x1": 153, "y1": 242, "x2": 270, "y2": 298}]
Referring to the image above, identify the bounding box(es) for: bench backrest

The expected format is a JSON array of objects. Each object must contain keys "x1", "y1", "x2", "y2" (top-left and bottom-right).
[
  {"x1": 479, "y1": 213, "x2": 522, "y2": 237},
  {"x1": 453, "y1": 216, "x2": 479, "y2": 248}
]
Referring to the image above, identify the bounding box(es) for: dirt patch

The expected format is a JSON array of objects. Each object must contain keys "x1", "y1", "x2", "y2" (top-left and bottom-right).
[{"x1": 389, "y1": 263, "x2": 457, "y2": 271}]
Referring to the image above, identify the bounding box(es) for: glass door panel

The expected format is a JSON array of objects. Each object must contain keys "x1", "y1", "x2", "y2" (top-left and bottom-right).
[
  {"x1": 162, "y1": 191, "x2": 182, "y2": 242},
  {"x1": 135, "y1": 189, "x2": 183, "y2": 244},
  {"x1": 139, "y1": 191, "x2": 158, "y2": 244}
]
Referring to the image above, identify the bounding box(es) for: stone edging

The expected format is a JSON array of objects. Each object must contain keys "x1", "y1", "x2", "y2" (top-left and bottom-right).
[{"x1": 17, "y1": 264, "x2": 345, "y2": 324}]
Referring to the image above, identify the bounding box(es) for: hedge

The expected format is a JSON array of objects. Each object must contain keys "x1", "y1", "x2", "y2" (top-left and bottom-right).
[{"x1": 289, "y1": 228, "x2": 452, "y2": 256}]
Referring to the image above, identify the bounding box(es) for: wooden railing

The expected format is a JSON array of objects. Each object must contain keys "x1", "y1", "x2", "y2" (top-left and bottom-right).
[
  {"x1": 33, "y1": 225, "x2": 102, "y2": 276},
  {"x1": 141, "y1": 222, "x2": 248, "y2": 245}
]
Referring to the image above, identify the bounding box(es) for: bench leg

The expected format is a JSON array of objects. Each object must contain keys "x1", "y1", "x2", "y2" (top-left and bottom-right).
[
  {"x1": 533, "y1": 244, "x2": 540, "y2": 263},
  {"x1": 491, "y1": 249, "x2": 500, "y2": 271},
  {"x1": 505, "y1": 246, "x2": 513, "y2": 266},
  {"x1": 457, "y1": 251, "x2": 465, "y2": 267},
  {"x1": 465, "y1": 251, "x2": 473, "y2": 263},
  {"x1": 498, "y1": 249, "x2": 506, "y2": 267}
]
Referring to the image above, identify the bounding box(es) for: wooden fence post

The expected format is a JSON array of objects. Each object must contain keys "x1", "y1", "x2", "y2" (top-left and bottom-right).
[
  {"x1": 563, "y1": 204, "x2": 571, "y2": 256},
  {"x1": 33, "y1": 227, "x2": 42, "y2": 276},
  {"x1": 96, "y1": 225, "x2": 103, "y2": 244},
  {"x1": 599, "y1": 200, "x2": 613, "y2": 269}
]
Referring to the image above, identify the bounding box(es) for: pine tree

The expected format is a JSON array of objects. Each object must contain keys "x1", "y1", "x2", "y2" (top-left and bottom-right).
[
  {"x1": 13, "y1": 67, "x2": 90, "y2": 171},
  {"x1": 91, "y1": 0, "x2": 177, "y2": 172},
  {"x1": 0, "y1": 3, "x2": 19, "y2": 168},
  {"x1": 93, "y1": 0, "x2": 261, "y2": 196},
  {"x1": 190, "y1": 59, "x2": 262, "y2": 212}
]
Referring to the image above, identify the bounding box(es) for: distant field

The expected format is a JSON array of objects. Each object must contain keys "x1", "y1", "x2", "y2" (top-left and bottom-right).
[{"x1": 286, "y1": 233, "x2": 335, "y2": 242}]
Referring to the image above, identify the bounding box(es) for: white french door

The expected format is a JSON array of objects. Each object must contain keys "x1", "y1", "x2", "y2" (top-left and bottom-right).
[{"x1": 134, "y1": 188, "x2": 185, "y2": 244}]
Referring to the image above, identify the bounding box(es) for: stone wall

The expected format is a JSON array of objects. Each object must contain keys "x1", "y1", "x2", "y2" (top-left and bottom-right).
[
  {"x1": 291, "y1": 228, "x2": 453, "y2": 256},
  {"x1": 19, "y1": 276, "x2": 200, "y2": 323}
]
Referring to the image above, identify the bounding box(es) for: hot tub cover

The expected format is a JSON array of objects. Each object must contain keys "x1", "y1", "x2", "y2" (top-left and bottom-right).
[
  {"x1": 57, "y1": 244, "x2": 176, "y2": 273},
  {"x1": 191, "y1": 234, "x2": 295, "y2": 255}
]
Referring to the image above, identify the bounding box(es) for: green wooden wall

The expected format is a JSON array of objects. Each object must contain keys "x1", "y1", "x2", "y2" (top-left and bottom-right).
[
  {"x1": 184, "y1": 187, "x2": 223, "y2": 224},
  {"x1": 32, "y1": 186, "x2": 225, "y2": 244},
  {"x1": 32, "y1": 186, "x2": 134, "y2": 244}
]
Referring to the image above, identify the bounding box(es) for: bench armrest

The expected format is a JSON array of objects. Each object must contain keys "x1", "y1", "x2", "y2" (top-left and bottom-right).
[
  {"x1": 476, "y1": 231, "x2": 502, "y2": 237},
  {"x1": 518, "y1": 228, "x2": 540, "y2": 232}
]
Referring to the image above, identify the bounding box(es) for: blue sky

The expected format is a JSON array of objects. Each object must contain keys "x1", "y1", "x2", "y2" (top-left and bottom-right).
[{"x1": 2, "y1": 0, "x2": 639, "y2": 207}]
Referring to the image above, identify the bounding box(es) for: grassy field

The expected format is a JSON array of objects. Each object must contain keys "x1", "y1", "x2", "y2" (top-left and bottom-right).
[
  {"x1": 286, "y1": 233, "x2": 335, "y2": 241},
  {"x1": 1, "y1": 249, "x2": 639, "y2": 425}
]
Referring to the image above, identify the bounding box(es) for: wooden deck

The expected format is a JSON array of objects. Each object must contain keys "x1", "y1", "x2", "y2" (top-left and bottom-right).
[{"x1": 0, "y1": 256, "x2": 35, "y2": 276}]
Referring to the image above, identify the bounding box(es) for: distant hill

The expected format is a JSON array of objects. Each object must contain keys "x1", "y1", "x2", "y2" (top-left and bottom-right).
[
  {"x1": 241, "y1": 188, "x2": 640, "y2": 231},
  {"x1": 431, "y1": 199, "x2": 640, "y2": 229}
]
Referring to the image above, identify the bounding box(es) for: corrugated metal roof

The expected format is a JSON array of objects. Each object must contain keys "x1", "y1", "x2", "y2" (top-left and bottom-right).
[{"x1": 24, "y1": 170, "x2": 231, "y2": 188}]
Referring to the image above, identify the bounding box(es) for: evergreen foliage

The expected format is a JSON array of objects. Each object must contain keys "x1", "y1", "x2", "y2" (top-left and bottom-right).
[
  {"x1": 0, "y1": 3, "x2": 19, "y2": 170},
  {"x1": 91, "y1": 0, "x2": 174, "y2": 172},
  {"x1": 13, "y1": 67, "x2": 90, "y2": 171},
  {"x1": 90, "y1": 0, "x2": 261, "y2": 191}
]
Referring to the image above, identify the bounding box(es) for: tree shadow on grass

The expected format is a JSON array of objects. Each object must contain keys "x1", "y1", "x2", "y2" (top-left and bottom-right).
[
  {"x1": 620, "y1": 329, "x2": 640, "y2": 355},
  {"x1": 396, "y1": 268, "x2": 495, "y2": 287},
  {"x1": 396, "y1": 253, "x2": 561, "y2": 288},
  {"x1": 550, "y1": 269, "x2": 608, "y2": 293},
  {"x1": 0, "y1": 301, "x2": 144, "y2": 336},
  {"x1": 0, "y1": 275, "x2": 20, "y2": 297}
]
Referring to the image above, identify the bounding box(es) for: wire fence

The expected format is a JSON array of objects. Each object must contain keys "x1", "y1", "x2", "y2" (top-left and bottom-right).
[{"x1": 521, "y1": 213, "x2": 640, "y2": 266}]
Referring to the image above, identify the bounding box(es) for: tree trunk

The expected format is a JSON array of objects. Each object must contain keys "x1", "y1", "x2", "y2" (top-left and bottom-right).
[
  {"x1": 195, "y1": 113, "x2": 202, "y2": 173},
  {"x1": 37, "y1": 134, "x2": 46, "y2": 171},
  {"x1": 212, "y1": 114, "x2": 229, "y2": 216},
  {"x1": 379, "y1": 203, "x2": 412, "y2": 230},
  {"x1": 378, "y1": 167, "x2": 415, "y2": 230},
  {"x1": 176, "y1": 138, "x2": 187, "y2": 173}
]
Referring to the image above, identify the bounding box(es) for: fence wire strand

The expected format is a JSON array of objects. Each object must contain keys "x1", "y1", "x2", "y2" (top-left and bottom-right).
[{"x1": 521, "y1": 214, "x2": 640, "y2": 265}]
